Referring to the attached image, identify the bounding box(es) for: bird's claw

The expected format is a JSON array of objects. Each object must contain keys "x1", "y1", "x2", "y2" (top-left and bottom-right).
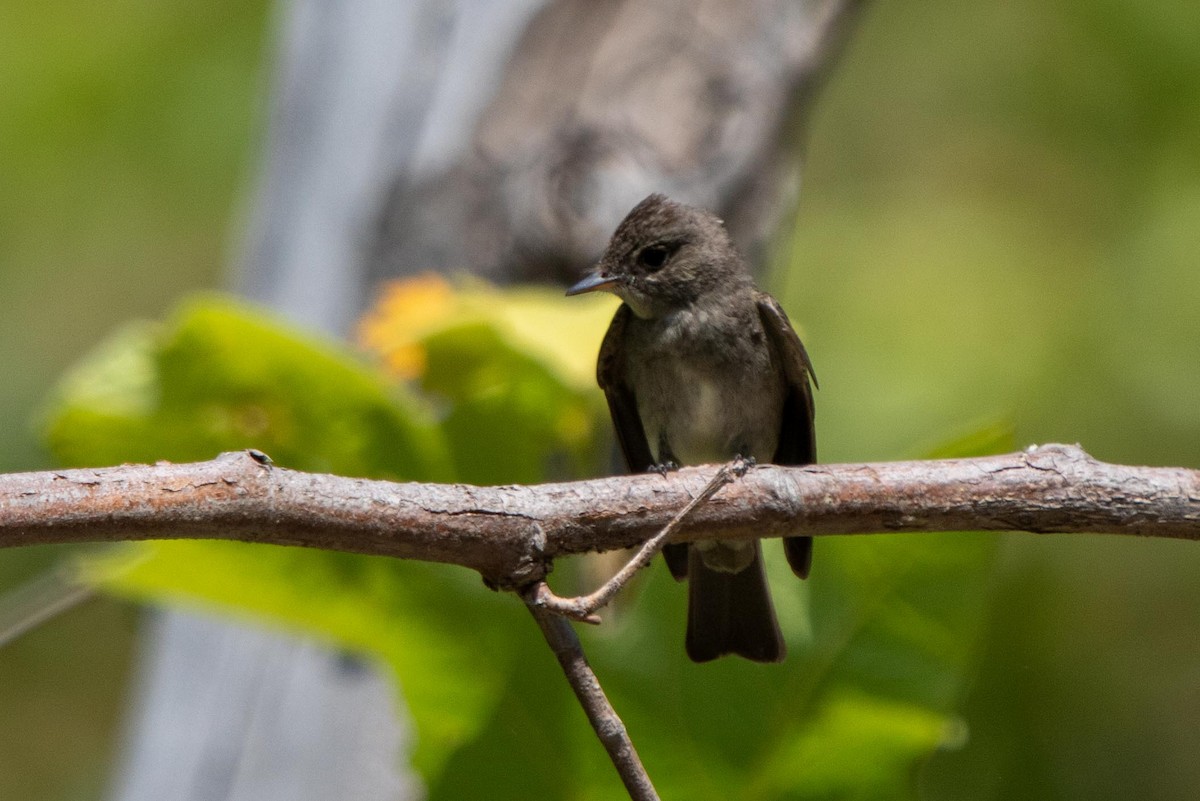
[{"x1": 730, "y1": 454, "x2": 756, "y2": 478}]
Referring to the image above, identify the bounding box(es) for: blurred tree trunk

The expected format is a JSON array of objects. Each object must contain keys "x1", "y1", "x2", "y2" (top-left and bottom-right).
[{"x1": 109, "y1": 1, "x2": 864, "y2": 799}]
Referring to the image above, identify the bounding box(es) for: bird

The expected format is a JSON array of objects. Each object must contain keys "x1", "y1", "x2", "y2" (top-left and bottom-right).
[{"x1": 566, "y1": 193, "x2": 817, "y2": 662}]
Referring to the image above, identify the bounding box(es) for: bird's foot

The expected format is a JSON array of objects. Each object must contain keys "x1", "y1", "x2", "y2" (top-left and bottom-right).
[
  {"x1": 730, "y1": 454, "x2": 756, "y2": 478},
  {"x1": 649, "y1": 460, "x2": 680, "y2": 477}
]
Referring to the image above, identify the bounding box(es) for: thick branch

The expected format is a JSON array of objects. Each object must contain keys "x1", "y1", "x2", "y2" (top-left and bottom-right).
[{"x1": 2, "y1": 444, "x2": 1197, "y2": 587}]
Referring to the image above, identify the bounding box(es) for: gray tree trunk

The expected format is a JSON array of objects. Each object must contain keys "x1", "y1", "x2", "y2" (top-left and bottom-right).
[{"x1": 110, "y1": 1, "x2": 863, "y2": 799}]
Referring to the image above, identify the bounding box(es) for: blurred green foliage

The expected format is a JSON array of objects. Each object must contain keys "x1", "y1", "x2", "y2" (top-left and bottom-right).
[
  {"x1": 1, "y1": 0, "x2": 1199, "y2": 799},
  {"x1": 779, "y1": 2, "x2": 1200, "y2": 798},
  {"x1": 0, "y1": 1, "x2": 271, "y2": 798}
]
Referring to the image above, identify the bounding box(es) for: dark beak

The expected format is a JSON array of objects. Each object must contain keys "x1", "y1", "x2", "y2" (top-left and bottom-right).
[{"x1": 565, "y1": 270, "x2": 618, "y2": 296}]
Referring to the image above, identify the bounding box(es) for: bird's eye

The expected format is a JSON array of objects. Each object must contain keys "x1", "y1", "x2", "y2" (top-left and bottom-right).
[{"x1": 637, "y1": 245, "x2": 669, "y2": 271}]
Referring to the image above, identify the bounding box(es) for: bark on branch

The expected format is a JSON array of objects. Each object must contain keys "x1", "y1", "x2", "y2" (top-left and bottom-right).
[{"x1": 1, "y1": 444, "x2": 1197, "y2": 588}]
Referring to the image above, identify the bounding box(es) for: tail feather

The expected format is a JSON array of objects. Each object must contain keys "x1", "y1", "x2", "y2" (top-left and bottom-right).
[
  {"x1": 784, "y1": 535, "x2": 813, "y2": 579},
  {"x1": 662, "y1": 542, "x2": 689, "y2": 580},
  {"x1": 685, "y1": 542, "x2": 784, "y2": 663}
]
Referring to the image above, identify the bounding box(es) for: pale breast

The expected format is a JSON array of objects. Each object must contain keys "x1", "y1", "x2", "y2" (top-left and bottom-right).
[{"x1": 625, "y1": 308, "x2": 785, "y2": 467}]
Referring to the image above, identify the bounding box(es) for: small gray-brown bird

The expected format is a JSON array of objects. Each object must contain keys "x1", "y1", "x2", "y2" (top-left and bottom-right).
[{"x1": 567, "y1": 194, "x2": 817, "y2": 662}]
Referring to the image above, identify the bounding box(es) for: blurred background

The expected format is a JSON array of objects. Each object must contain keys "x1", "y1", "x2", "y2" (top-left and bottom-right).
[{"x1": 2, "y1": 0, "x2": 1199, "y2": 798}]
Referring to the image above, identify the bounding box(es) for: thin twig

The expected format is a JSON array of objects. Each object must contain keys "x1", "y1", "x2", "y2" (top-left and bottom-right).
[
  {"x1": 0, "y1": 564, "x2": 95, "y2": 647},
  {"x1": 531, "y1": 457, "x2": 748, "y2": 623},
  {"x1": 524, "y1": 588, "x2": 659, "y2": 801}
]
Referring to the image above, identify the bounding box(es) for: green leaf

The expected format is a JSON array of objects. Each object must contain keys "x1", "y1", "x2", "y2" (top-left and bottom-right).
[
  {"x1": 83, "y1": 541, "x2": 522, "y2": 779},
  {"x1": 421, "y1": 321, "x2": 601, "y2": 484},
  {"x1": 44, "y1": 296, "x2": 453, "y2": 480},
  {"x1": 422, "y1": 623, "x2": 581, "y2": 801},
  {"x1": 356, "y1": 277, "x2": 613, "y2": 483},
  {"x1": 762, "y1": 690, "x2": 965, "y2": 799}
]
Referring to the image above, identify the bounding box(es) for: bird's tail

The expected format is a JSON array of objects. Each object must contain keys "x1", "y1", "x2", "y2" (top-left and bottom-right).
[{"x1": 685, "y1": 542, "x2": 785, "y2": 663}]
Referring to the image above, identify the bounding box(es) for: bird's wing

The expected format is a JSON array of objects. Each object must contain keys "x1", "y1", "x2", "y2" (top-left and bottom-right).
[
  {"x1": 756, "y1": 293, "x2": 816, "y2": 463},
  {"x1": 756, "y1": 294, "x2": 817, "y2": 577},
  {"x1": 597, "y1": 304, "x2": 689, "y2": 579},
  {"x1": 597, "y1": 304, "x2": 654, "y2": 472}
]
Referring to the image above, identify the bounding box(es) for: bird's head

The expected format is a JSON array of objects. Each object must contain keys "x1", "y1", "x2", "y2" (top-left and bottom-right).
[{"x1": 566, "y1": 194, "x2": 747, "y2": 318}]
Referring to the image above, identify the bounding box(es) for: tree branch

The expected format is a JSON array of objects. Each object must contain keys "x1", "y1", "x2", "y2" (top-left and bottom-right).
[{"x1": 2, "y1": 444, "x2": 1198, "y2": 589}]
